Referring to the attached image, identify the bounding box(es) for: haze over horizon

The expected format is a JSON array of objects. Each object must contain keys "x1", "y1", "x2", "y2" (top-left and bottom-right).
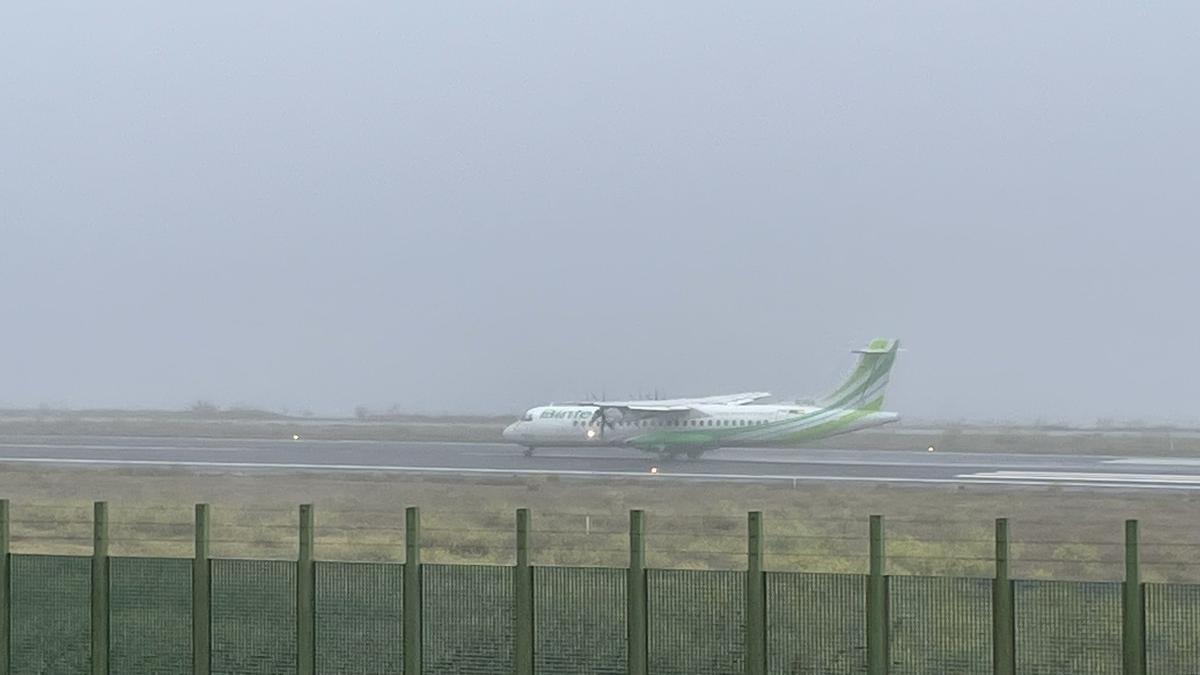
[{"x1": 3, "y1": 3, "x2": 1197, "y2": 424}]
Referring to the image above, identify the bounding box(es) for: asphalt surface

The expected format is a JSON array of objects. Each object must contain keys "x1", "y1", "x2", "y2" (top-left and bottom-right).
[{"x1": 0, "y1": 435, "x2": 1198, "y2": 491}]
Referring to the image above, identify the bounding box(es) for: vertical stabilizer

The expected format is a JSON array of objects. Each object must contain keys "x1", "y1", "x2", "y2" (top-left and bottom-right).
[{"x1": 816, "y1": 338, "x2": 900, "y2": 411}]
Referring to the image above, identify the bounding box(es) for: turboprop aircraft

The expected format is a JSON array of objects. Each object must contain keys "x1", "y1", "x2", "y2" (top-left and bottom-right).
[{"x1": 502, "y1": 338, "x2": 900, "y2": 458}]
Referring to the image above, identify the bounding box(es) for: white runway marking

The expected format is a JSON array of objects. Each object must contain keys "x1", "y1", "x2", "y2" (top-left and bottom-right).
[
  {"x1": 0, "y1": 455, "x2": 950, "y2": 482},
  {"x1": 958, "y1": 470, "x2": 1200, "y2": 486},
  {"x1": 0, "y1": 440, "x2": 502, "y2": 451},
  {"x1": 0, "y1": 443, "x2": 256, "y2": 453},
  {"x1": 461, "y1": 450, "x2": 1089, "y2": 470},
  {"x1": 1104, "y1": 458, "x2": 1200, "y2": 466},
  {"x1": 0, "y1": 455, "x2": 1199, "y2": 490}
]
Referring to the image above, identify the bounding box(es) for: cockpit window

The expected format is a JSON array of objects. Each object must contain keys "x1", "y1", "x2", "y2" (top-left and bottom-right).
[{"x1": 522, "y1": 411, "x2": 534, "y2": 422}]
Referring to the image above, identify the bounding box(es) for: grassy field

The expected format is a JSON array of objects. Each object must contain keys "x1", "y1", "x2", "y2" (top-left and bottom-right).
[
  {"x1": 2, "y1": 461, "x2": 1198, "y2": 583},
  {"x1": 4, "y1": 444, "x2": 1198, "y2": 675}
]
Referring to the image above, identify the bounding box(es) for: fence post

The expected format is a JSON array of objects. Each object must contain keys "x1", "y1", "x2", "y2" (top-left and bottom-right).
[
  {"x1": 0, "y1": 499, "x2": 9, "y2": 675},
  {"x1": 515, "y1": 509, "x2": 534, "y2": 675},
  {"x1": 193, "y1": 504, "x2": 211, "y2": 675},
  {"x1": 866, "y1": 515, "x2": 887, "y2": 675},
  {"x1": 1123, "y1": 519, "x2": 1145, "y2": 675},
  {"x1": 628, "y1": 510, "x2": 647, "y2": 675},
  {"x1": 297, "y1": 504, "x2": 315, "y2": 675},
  {"x1": 993, "y1": 518, "x2": 1014, "y2": 675},
  {"x1": 745, "y1": 511, "x2": 766, "y2": 675},
  {"x1": 91, "y1": 501, "x2": 109, "y2": 675},
  {"x1": 403, "y1": 507, "x2": 422, "y2": 675}
]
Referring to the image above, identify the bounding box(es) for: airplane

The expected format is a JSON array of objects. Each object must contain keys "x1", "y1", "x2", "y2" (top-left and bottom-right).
[{"x1": 502, "y1": 338, "x2": 901, "y2": 459}]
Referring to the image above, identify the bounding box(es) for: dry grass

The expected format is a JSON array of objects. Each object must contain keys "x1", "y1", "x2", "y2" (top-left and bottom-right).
[{"x1": 1, "y1": 463, "x2": 1198, "y2": 583}]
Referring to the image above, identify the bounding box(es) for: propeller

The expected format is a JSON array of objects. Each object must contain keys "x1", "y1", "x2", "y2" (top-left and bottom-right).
[{"x1": 589, "y1": 406, "x2": 617, "y2": 440}]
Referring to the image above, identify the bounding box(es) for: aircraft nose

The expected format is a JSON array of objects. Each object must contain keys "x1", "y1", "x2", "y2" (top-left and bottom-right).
[{"x1": 502, "y1": 423, "x2": 518, "y2": 440}]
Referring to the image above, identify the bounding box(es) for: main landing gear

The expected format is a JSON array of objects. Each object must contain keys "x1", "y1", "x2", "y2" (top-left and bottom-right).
[
  {"x1": 656, "y1": 448, "x2": 706, "y2": 461},
  {"x1": 523, "y1": 447, "x2": 535, "y2": 458}
]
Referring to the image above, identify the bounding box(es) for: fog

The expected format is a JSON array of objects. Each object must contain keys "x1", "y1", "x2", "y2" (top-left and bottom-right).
[{"x1": 2, "y1": 3, "x2": 1197, "y2": 423}]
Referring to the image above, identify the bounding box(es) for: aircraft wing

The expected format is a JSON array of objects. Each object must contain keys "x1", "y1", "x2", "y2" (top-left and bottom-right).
[
  {"x1": 561, "y1": 401, "x2": 692, "y2": 413},
  {"x1": 684, "y1": 392, "x2": 772, "y2": 405},
  {"x1": 563, "y1": 392, "x2": 771, "y2": 411}
]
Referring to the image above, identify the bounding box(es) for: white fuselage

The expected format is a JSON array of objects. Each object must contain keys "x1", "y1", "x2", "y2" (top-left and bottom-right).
[{"x1": 502, "y1": 403, "x2": 898, "y2": 451}]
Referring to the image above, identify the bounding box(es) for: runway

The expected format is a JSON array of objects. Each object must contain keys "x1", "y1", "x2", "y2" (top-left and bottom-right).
[{"x1": 0, "y1": 435, "x2": 1196, "y2": 491}]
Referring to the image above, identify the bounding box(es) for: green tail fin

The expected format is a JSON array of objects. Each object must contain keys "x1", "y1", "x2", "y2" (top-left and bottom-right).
[{"x1": 816, "y1": 338, "x2": 900, "y2": 411}]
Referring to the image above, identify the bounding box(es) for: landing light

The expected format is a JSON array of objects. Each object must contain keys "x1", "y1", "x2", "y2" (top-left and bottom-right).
[
  {"x1": 586, "y1": 429, "x2": 597, "y2": 439},
  {"x1": 649, "y1": 466, "x2": 659, "y2": 475},
  {"x1": 927, "y1": 445, "x2": 935, "y2": 452},
  {"x1": 293, "y1": 434, "x2": 301, "y2": 441}
]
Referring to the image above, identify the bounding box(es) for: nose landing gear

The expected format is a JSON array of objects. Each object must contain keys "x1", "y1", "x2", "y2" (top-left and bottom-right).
[{"x1": 523, "y1": 447, "x2": 536, "y2": 458}]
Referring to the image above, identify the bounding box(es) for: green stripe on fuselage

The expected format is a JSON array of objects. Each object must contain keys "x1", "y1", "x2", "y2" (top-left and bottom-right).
[{"x1": 627, "y1": 406, "x2": 877, "y2": 450}]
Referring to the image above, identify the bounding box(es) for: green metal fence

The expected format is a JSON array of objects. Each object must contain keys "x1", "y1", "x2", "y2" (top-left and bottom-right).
[
  {"x1": 0, "y1": 500, "x2": 1193, "y2": 674},
  {"x1": 648, "y1": 569, "x2": 745, "y2": 675},
  {"x1": 314, "y1": 561, "x2": 403, "y2": 674},
  {"x1": 890, "y1": 575, "x2": 992, "y2": 674},
  {"x1": 10, "y1": 554, "x2": 90, "y2": 674},
  {"x1": 110, "y1": 557, "x2": 191, "y2": 674},
  {"x1": 211, "y1": 559, "x2": 296, "y2": 674},
  {"x1": 766, "y1": 571, "x2": 866, "y2": 674},
  {"x1": 533, "y1": 566, "x2": 626, "y2": 674},
  {"x1": 422, "y1": 564, "x2": 514, "y2": 675},
  {"x1": 1146, "y1": 582, "x2": 1200, "y2": 674}
]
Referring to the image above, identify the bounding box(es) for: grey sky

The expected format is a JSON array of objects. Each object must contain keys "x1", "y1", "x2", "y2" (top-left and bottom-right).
[{"x1": 2, "y1": 3, "x2": 1197, "y2": 422}]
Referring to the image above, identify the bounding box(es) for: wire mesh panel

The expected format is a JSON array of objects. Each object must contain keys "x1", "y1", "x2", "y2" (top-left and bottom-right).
[
  {"x1": 766, "y1": 572, "x2": 866, "y2": 675},
  {"x1": 648, "y1": 569, "x2": 744, "y2": 675},
  {"x1": 110, "y1": 557, "x2": 192, "y2": 674},
  {"x1": 534, "y1": 566, "x2": 627, "y2": 675},
  {"x1": 211, "y1": 558, "x2": 297, "y2": 674},
  {"x1": 10, "y1": 554, "x2": 91, "y2": 674},
  {"x1": 1015, "y1": 580, "x2": 1121, "y2": 674},
  {"x1": 315, "y1": 561, "x2": 403, "y2": 674},
  {"x1": 1146, "y1": 583, "x2": 1200, "y2": 674},
  {"x1": 889, "y1": 575, "x2": 992, "y2": 674},
  {"x1": 422, "y1": 564, "x2": 514, "y2": 675}
]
